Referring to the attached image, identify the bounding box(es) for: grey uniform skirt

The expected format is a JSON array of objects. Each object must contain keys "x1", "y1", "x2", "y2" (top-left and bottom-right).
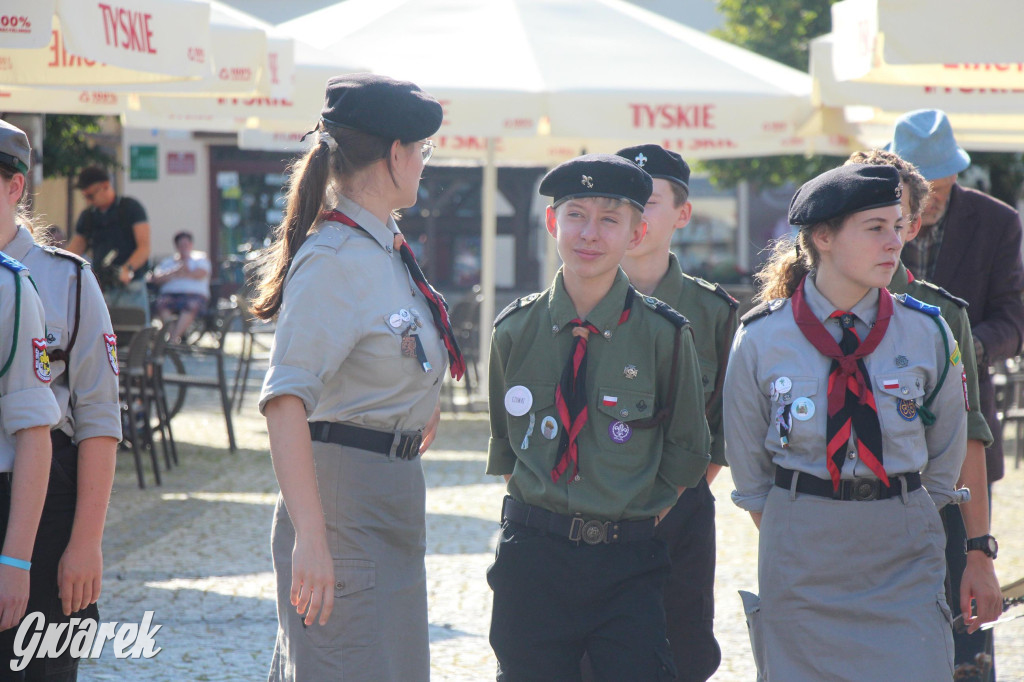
[
  {"x1": 269, "y1": 441, "x2": 429, "y2": 682},
  {"x1": 750, "y1": 482, "x2": 954, "y2": 682}
]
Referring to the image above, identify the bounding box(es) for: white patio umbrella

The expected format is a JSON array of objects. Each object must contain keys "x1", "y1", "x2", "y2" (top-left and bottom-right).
[
  {"x1": 276, "y1": 0, "x2": 829, "y2": 374},
  {"x1": 0, "y1": 0, "x2": 212, "y2": 84},
  {"x1": 830, "y1": 0, "x2": 1024, "y2": 88}
]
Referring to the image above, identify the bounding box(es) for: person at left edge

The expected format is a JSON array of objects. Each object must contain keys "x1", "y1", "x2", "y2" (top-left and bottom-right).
[
  {"x1": 254, "y1": 74, "x2": 464, "y2": 682},
  {"x1": 0, "y1": 119, "x2": 120, "y2": 681},
  {"x1": 0, "y1": 245, "x2": 60, "y2": 641},
  {"x1": 486, "y1": 153, "x2": 711, "y2": 681},
  {"x1": 66, "y1": 165, "x2": 151, "y2": 324},
  {"x1": 613, "y1": 144, "x2": 737, "y2": 682}
]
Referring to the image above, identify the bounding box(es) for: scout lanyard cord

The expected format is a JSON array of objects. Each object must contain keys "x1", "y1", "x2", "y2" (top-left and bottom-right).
[{"x1": 917, "y1": 315, "x2": 952, "y2": 426}]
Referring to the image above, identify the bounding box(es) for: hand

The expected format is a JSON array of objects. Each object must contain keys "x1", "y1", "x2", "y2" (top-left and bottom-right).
[
  {"x1": 58, "y1": 539, "x2": 103, "y2": 616},
  {"x1": 419, "y1": 403, "x2": 442, "y2": 455},
  {"x1": 118, "y1": 266, "x2": 133, "y2": 285},
  {"x1": 0, "y1": 564, "x2": 30, "y2": 631},
  {"x1": 290, "y1": 536, "x2": 335, "y2": 627},
  {"x1": 960, "y1": 553, "x2": 1002, "y2": 633}
]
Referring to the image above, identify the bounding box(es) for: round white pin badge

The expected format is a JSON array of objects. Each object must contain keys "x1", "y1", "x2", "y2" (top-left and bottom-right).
[
  {"x1": 774, "y1": 376, "x2": 793, "y2": 395},
  {"x1": 791, "y1": 397, "x2": 815, "y2": 421},
  {"x1": 504, "y1": 385, "x2": 533, "y2": 416}
]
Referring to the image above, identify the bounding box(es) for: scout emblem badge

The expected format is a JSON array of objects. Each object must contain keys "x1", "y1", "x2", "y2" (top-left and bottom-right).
[
  {"x1": 623, "y1": 364, "x2": 638, "y2": 380},
  {"x1": 104, "y1": 333, "x2": 119, "y2": 375},
  {"x1": 32, "y1": 338, "x2": 51, "y2": 383},
  {"x1": 504, "y1": 385, "x2": 532, "y2": 416},
  {"x1": 540, "y1": 416, "x2": 558, "y2": 440},
  {"x1": 897, "y1": 399, "x2": 917, "y2": 421},
  {"x1": 895, "y1": 355, "x2": 908, "y2": 368},
  {"x1": 791, "y1": 397, "x2": 814, "y2": 421},
  {"x1": 608, "y1": 420, "x2": 632, "y2": 444}
]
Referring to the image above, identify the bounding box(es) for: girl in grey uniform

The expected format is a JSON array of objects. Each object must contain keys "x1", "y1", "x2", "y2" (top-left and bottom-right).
[
  {"x1": 0, "y1": 119, "x2": 120, "y2": 681},
  {"x1": 0, "y1": 247, "x2": 60, "y2": 638},
  {"x1": 724, "y1": 164, "x2": 967, "y2": 681},
  {"x1": 253, "y1": 74, "x2": 464, "y2": 682}
]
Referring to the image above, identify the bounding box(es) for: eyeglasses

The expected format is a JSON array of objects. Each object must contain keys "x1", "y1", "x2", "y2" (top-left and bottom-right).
[
  {"x1": 421, "y1": 140, "x2": 436, "y2": 163},
  {"x1": 82, "y1": 185, "x2": 104, "y2": 201}
]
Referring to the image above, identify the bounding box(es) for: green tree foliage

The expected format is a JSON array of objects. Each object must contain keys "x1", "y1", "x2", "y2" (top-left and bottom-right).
[
  {"x1": 42, "y1": 115, "x2": 117, "y2": 180},
  {"x1": 699, "y1": 0, "x2": 843, "y2": 188}
]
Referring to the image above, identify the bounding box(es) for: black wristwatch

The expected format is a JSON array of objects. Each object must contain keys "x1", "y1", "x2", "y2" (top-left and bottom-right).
[{"x1": 965, "y1": 534, "x2": 998, "y2": 559}]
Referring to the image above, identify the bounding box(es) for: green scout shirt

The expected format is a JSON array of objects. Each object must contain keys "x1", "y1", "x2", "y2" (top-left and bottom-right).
[
  {"x1": 889, "y1": 262, "x2": 993, "y2": 446},
  {"x1": 487, "y1": 267, "x2": 711, "y2": 522},
  {"x1": 651, "y1": 253, "x2": 739, "y2": 467}
]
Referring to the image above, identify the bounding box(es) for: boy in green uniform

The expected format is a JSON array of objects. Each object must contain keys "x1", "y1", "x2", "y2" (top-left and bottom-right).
[
  {"x1": 848, "y1": 149, "x2": 1002, "y2": 677},
  {"x1": 486, "y1": 154, "x2": 711, "y2": 681},
  {"x1": 615, "y1": 144, "x2": 738, "y2": 681}
]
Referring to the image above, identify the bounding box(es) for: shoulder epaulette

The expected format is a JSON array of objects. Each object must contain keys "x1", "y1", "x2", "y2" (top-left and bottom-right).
[
  {"x1": 914, "y1": 279, "x2": 968, "y2": 308},
  {"x1": 40, "y1": 245, "x2": 90, "y2": 269},
  {"x1": 0, "y1": 251, "x2": 27, "y2": 274},
  {"x1": 640, "y1": 294, "x2": 690, "y2": 329},
  {"x1": 310, "y1": 225, "x2": 351, "y2": 253},
  {"x1": 494, "y1": 292, "x2": 541, "y2": 327},
  {"x1": 689, "y1": 275, "x2": 740, "y2": 309},
  {"x1": 893, "y1": 293, "x2": 941, "y2": 317},
  {"x1": 741, "y1": 298, "x2": 785, "y2": 326}
]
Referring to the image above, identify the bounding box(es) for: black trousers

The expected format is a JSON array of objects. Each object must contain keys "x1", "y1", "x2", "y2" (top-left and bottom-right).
[
  {"x1": 0, "y1": 433, "x2": 99, "y2": 682},
  {"x1": 942, "y1": 504, "x2": 995, "y2": 681},
  {"x1": 488, "y1": 520, "x2": 676, "y2": 682}
]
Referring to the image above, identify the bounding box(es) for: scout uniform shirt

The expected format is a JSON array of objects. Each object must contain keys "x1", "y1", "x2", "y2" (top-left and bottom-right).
[
  {"x1": 0, "y1": 254, "x2": 61, "y2": 470},
  {"x1": 724, "y1": 276, "x2": 968, "y2": 513},
  {"x1": 889, "y1": 261, "x2": 992, "y2": 446},
  {"x1": 652, "y1": 252, "x2": 738, "y2": 467},
  {"x1": 259, "y1": 195, "x2": 446, "y2": 430},
  {"x1": 5, "y1": 226, "x2": 121, "y2": 443},
  {"x1": 487, "y1": 268, "x2": 711, "y2": 522}
]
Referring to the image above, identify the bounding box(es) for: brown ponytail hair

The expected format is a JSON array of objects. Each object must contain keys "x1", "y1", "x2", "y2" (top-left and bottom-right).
[
  {"x1": 251, "y1": 123, "x2": 395, "y2": 320},
  {"x1": 754, "y1": 217, "x2": 845, "y2": 302},
  {"x1": 0, "y1": 165, "x2": 41, "y2": 237}
]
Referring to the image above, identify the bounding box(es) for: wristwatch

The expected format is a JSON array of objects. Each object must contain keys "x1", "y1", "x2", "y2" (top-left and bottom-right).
[{"x1": 965, "y1": 534, "x2": 998, "y2": 559}]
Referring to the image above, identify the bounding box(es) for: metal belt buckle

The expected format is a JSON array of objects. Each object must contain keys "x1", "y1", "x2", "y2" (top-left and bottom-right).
[
  {"x1": 570, "y1": 516, "x2": 608, "y2": 545},
  {"x1": 392, "y1": 431, "x2": 423, "y2": 460},
  {"x1": 849, "y1": 478, "x2": 880, "y2": 501}
]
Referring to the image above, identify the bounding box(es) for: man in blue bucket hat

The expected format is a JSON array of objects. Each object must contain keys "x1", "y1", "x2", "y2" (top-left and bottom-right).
[{"x1": 890, "y1": 108, "x2": 1024, "y2": 682}]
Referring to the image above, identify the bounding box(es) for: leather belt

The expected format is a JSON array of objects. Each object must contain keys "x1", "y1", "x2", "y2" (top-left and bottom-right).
[
  {"x1": 309, "y1": 421, "x2": 422, "y2": 460},
  {"x1": 775, "y1": 466, "x2": 921, "y2": 501},
  {"x1": 501, "y1": 496, "x2": 656, "y2": 545}
]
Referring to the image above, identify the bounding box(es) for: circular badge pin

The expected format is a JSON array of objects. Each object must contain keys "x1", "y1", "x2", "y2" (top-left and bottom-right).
[
  {"x1": 504, "y1": 385, "x2": 533, "y2": 416},
  {"x1": 897, "y1": 399, "x2": 918, "y2": 421},
  {"x1": 540, "y1": 415, "x2": 559, "y2": 440},
  {"x1": 399, "y1": 308, "x2": 412, "y2": 322},
  {"x1": 774, "y1": 376, "x2": 792, "y2": 395},
  {"x1": 608, "y1": 420, "x2": 632, "y2": 444},
  {"x1": 388, "y1": 313, "x2": 404, "y2": 328},
  {"x1": 791, "y1": 397, "x2": 815, "y2": 421}
]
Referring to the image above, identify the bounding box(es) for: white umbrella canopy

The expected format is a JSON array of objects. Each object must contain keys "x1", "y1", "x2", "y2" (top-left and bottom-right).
[
  {"x1": 830, "y1": 0, "x2": 1024, "y2": 87},
  {"x1": 0, "y1": 0, "x2": 212, "y2": 84}
]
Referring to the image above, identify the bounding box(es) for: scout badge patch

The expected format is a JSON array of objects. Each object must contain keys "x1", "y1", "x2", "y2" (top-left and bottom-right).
[
  {"x1": 608, "y1": 420, "x2": 632, "y2": 444},
  {"x1": 33, "y1": 338, "x2": 51, "y2": 383},
  {"x1": 897, "y1": 399, "x2": 918, "y2": 421},
  {"x1": 104, "y1": 333, "x2": 119, "y2": 375},
  {"x1": 950, "y1": 342, "x2": 962, "y2": 366},
  {"x1": 540, "y1": 415, "x2": 558, "y2": 439}
]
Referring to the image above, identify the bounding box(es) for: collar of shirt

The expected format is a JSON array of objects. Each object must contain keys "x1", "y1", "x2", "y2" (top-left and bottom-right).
[
  {"x1": 651, "y1": 252, "x2": 685, "y2": 304},
  {"x1": 331, "y1": 194, "x2": 399, "y2": 253},
  {"x1": 547, "y1": 266, "x2": 632, "y2": 336},
  {"x1": 4, "y1": 224, "x2": 35, "y2": 261},
  {"x1": 803, "y1": 274, "x2": 879, "y2": 335}
]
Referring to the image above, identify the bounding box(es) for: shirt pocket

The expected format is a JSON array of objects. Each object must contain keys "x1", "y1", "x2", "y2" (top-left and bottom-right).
[
  {"x1": 593, "y1": 385, "x2": 659, "y2": 474},
  {"x1": 874, "y1": 371, "x2": 928, "y2": 441},
  {"x1": 773, "y1": 377, "x2": 819, "y2": 447},
  {"x1": 504, "y1": 382, "x2": 559, "y2": 459}
]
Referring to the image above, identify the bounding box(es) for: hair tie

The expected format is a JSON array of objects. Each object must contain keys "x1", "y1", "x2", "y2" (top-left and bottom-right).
[{"x1": 319, "y1": 130, "x2": 338, "y2": 153}]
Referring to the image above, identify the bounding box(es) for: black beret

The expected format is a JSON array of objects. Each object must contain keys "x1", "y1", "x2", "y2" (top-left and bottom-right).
[
  {"x1": 539, "y1": 154, "x2": 653, "y2": 211},
  {"x1": 788, "y1": 164, "x2": 902, "y2": 227},
  {"x1": 0, "y1": 119, "x2": 30, "y2": 174},
  {"x1": 320, "y1": 73, "x2": 443, "y2": 143},
  {"x1": 616, "y1": 144, "x2": 690, "y2": 190}
]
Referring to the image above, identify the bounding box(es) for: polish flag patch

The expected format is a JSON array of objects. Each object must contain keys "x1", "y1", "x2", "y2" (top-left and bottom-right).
[
  {"x1": 882, "y1": 379, "x2": 900, "y2": 390},
  {"x1": 602, "y1": 396, "x2": 618, "y2": 407}
]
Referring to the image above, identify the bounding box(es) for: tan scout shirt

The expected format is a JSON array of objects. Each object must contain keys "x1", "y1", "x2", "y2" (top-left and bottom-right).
[
  {"x1": 888, "y1": 262, "x2": 992, "y2": 446},
  {"x1": 0, "y1": 256, "x2": 61, "y2": 470},
  {"x1": 487, "y1": 268, "x2": 711, "y2": 521},
  {"x1": 6, "y1": 226, "x2": 121, "y2": 443},
  {"x1": 652, "y1": 253, "x2": 738, "y2": 467},
  {"x1": 259, "y1": 195, "x2": 446, "y2": 431},
  {"x1": 724, "y1": 277, "x2": 967, "y2": 513}
]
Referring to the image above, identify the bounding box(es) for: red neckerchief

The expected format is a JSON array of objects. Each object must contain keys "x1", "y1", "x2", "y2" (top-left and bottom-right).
[
  {"x1": 551, "y1": 287, "x2": 634, "y2": 483},
  {"x1": 791, "y1": 276, "x2": 892, "y2": 488},
  {"x1": 321, "y1": 210, "x2": 465, "y2": 380}
]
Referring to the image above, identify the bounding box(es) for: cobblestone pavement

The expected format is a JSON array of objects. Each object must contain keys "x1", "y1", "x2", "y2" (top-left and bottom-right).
[{"x1": 74, "y1": 378, "x2": 1024, "y2": 680}]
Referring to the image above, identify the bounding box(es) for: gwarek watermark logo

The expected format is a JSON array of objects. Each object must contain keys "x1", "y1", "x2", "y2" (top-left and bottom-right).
[{"x1": 10, "y1": 611, "x2": 162, "y2": 672}]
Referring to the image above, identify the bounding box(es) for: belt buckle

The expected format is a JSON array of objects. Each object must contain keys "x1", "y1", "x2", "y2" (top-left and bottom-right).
[
  {"x1": 393, "y1": 431, "x2": 422, "y2": 460},
  {"x1": 569, "y1": 516, "x2": 608, "y2": 545},
  {"x1": 849, "y1": 478, "x2": 879, "y2": 501}
]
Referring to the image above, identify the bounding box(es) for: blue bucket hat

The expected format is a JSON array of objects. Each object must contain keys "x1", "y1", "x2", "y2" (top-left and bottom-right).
[{"x1": 887, "y1": 109, "x2": 970, "y2": 181}]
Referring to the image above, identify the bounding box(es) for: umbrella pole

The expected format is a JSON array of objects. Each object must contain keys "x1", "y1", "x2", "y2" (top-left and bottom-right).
[{"x1": 478, "y1": 137, "x2": 497, "y2": 402}]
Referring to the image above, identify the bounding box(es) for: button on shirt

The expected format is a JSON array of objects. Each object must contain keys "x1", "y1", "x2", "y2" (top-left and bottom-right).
[
  {"x1": 723, "y1": 277, "x2": 967, "y2": 512},
  {"x1": 5, "y1": 226, "x2": 121, "y2": 443},
  {"x1": 0, "y1": 262, "x2": 61, "y2": 470},
  {"x1": 259, "y1": 195, "x2": 446, "y2": 431},
  {"x1": 487, "y1": 268, "x2": 711, "y2": 521},
  {"x1": 652, "y1": 253, "x2": 738, "y2": 467}
]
